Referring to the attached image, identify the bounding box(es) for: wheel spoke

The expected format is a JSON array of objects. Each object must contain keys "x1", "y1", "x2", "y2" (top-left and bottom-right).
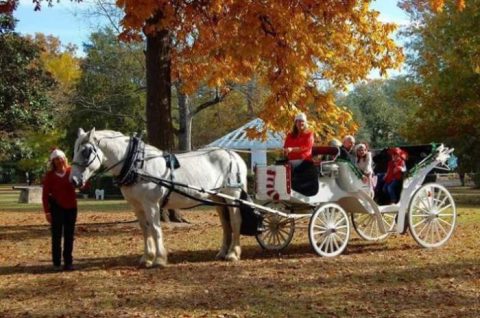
[
  {"x1": 416, "y1": 219, "x2": 430, "y2": 238},
  {"x1": 328, "y1": 235, "x2": 335, "y2": 253},
  {"x1": 318, "y1": 234, "x2": 328, "y2": 251},
  {"x1": 278, "y1": 227, "x2": 292, "y2": 237},
  {"x1": 434, "y1": 195, "x2": 448, "y2": 210},
  {"x1": 437, "y1": 204, "x2": 452, "y2": 214},
  {"x1": 313, "y1": 224, "x2": 327, "y2": 231},
  {"x1": 412, "y1": 217, "x2": 427, "y2": 228},
  {"x1": 434, "y1": 221, "x2": 443, "y2": 242},
  {"x1": 334, "y1": 233, "x2": 344, "y2": 247},
  {"x1": 276, "y1": 229, "x2": 287, "y2": 242},
  {"x1": 334, "y1": 216, "x2": 346, "y2": 227},
  {"x1": 263, "y1": 231, "x2": 273, "y2": 244},
  {"x1": 426, "y1": 224, "x2": 432, "y2": 242},
  {"x1": 418, "y1": 198, "x2": 431, "y2": 212},
  {"x1": 437, "y1": 217, "x2": 453, "y2": 227},
  {"x1": 436, "y1": 219, "x2": 449, "y2": 236}
]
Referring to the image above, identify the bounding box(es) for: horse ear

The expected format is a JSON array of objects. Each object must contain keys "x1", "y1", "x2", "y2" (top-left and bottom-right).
[
  {"x1": 77, "y1": 128, "x2": 85, "y2": 138},
  {"x1": 88, "y1": 127, "x2": 96, "y2": 142}
]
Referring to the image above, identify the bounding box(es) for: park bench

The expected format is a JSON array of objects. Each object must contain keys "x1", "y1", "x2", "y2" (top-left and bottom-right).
[{"x1": 12, "y1": 186, "x2": 42, "y2": 204}]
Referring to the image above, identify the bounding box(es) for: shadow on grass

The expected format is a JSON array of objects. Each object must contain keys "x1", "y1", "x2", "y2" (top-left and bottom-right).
[
  {"x1": 0, "y1": 220, "x2": 139, "y2": 241},
  {"x1": 2, "y1": 254, "x2": 478, "y2": 317},
  {"x1": 0, "y1": 239, "x2": 422, "y2": 276}
]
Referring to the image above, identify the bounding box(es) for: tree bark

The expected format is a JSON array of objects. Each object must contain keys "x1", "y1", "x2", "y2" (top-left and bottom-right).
[
  {"x1": 145, "y1": 17, "x2": 173, "y2": 150},
  {"x1": 145, "y1": 13, "x2": 186, "y2": 223},
  {"x1": 246, "y1": 80, "x2": 255, "y2": 116},
  {"x1": 176, "y1": 82, "x2": 192, "y2": 151}
]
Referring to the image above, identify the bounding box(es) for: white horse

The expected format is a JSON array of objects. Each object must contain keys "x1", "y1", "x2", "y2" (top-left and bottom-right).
[{"x1": 70, "y1": 128, "x2": 248, "y2": 267}]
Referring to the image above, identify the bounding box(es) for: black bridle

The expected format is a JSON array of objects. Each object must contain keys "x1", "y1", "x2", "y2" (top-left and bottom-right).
[{"x1": 72, "y1": 142, "x2": 102, "y2": 169}]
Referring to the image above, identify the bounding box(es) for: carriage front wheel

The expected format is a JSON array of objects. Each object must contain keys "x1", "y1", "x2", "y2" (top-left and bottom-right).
[
  {"x1": 408, "y1": 183, "x2": 456, "y2": 248},
  {"x1": 255, "y1": 202, "x2": 295, "y2": 251},
  {"x1": 308, "y1": 203, "x2": 350, "y2": 257}
]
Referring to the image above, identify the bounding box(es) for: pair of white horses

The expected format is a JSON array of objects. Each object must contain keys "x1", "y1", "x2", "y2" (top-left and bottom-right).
[{"x1": 70, "y1": 128, "x2": 248, "y2": 267}]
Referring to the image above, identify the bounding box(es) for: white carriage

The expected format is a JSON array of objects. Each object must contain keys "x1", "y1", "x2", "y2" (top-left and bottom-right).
[{"x1": 251, "y1": 144, "x2": 457, "y2": 257}]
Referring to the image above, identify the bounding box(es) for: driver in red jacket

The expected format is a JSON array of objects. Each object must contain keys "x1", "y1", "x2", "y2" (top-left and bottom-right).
[{"x1": 283, "y1": 113, "x2": 314, "y2": 168}]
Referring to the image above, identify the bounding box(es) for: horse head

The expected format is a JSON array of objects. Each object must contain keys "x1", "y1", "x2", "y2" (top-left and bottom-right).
[{"x1": 70, "y1": 128, "x2": 104, "y2": 188}]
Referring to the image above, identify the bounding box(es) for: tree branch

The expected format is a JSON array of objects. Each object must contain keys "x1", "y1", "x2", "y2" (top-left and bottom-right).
[{"x1": 191, "y1": 88, "x2": 229, "y2": 116}]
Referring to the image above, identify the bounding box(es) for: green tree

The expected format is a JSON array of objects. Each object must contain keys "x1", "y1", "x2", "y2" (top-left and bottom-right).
[
  {"x1": 401, "y1": 0, "x2": 480, "y2": 176},
  {"x1": 66, "y1": 27, "x2": 146, "y2": 144},
  {"x1": 0, "y1": 12, "x2": 56, "y2": 166},
  {"x1": 338, "y1": 78, "x2": 415, "y2": 148}
]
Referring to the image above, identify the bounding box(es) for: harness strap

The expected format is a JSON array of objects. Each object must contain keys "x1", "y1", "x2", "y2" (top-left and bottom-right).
[
  {"x1": 137, "y1": 172, "x2": 241, "y2": 208},
  {"x1": 160, "y1": 153, "x2": 176, "y2": 209},
  {"x1": 115, "y1": 134, "x2": 145, "y2": 186}
]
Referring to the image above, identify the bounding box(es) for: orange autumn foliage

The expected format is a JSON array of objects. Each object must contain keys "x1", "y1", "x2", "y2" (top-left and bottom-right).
[{"x1": 115, "y1": 0, "x2": 404, "y2": 142}]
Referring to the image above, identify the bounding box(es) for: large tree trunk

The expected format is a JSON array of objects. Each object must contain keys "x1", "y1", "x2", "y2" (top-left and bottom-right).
[
  {"x1": 145, "y1": 15, "x2": 186, "y2": 223},
  {"x1": 145, "y1": 24, "x2": 173, "y2": 150}
]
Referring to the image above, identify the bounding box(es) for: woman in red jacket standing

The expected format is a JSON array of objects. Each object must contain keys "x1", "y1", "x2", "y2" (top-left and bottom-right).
[
  {"x1": 283, "y1": 113, "x2": 314, "y2": 168},
  {"x1": 42, "y1": 149, "x2": 78, "y2": 271}
]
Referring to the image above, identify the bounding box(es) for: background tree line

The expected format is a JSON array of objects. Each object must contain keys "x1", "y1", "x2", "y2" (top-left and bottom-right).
[{"x1": 1, "y1": 0, "x2": 479, "y2": 188}]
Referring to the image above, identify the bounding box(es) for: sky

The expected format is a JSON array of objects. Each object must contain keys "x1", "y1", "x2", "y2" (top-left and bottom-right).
[{"x1": 13, "y1": 0, "x2": 410, "y2": 77}]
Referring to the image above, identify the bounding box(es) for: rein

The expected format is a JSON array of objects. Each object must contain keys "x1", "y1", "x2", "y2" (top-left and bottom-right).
[{"x1": 136, "y1": 172, "x2": 241, "y2": 208}]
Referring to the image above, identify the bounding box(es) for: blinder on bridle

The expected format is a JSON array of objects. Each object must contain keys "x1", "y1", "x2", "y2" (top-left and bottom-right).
[{"x1": 72, "y1": 142, "x2": 100, "y2": 168}]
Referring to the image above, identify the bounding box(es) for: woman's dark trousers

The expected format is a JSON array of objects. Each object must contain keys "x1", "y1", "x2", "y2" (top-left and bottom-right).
[{"x1": 51, "y1": 205, "x2": 77, "y2": 266}]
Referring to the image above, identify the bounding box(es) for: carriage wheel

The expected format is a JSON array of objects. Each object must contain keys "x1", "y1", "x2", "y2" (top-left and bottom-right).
[
  {"x1": 255, "y1": 202, "x2": 295, "y2": 251},
  {"x1": 308, "y1": 203, "x2": 350, "y2": 257},
  {"x1": 351, "y1": 211, "x2": 396, "y2": 241},
  {"x1": 408, "y1": 183, "x2": 456, "y2": 248}
]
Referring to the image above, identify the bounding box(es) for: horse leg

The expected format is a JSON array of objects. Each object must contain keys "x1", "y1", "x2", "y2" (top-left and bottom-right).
[
  {"x1": 132, "y1": 206, "x2": 154, "y2": 267},
  {"x1": 215, "y1": 205, "x2": 231, "y2": 260},
  {"x1": 143, "y1": 201, "x2": 168, "y2": 267},
  {"x1": 225, "y1": 205, "x2": 242, "y2": 261}
]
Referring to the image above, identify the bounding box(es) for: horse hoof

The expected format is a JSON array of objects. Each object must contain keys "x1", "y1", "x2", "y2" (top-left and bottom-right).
[
  {"x1": 225, "y1": 253, "x2": 239, "y2": 262},
  {"x1": 143, "y1": 260, "x2": 154, "y2": 268},
  {"x1": 153, "y1": 258, "x2": 168, "y2": 268}
]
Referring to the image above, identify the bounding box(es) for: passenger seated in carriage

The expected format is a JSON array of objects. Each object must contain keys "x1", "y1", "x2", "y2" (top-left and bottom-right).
[
  {"x1": 355, "y1": 143, "x2": 375, "y2": 197},
  {"x1": 338, "y1": 135, "x2": 356, "y2": 163},
  {"x1": 380, "y1": 147, "x2": 407, "y2": 204},
  {"x1": 283, "y1": 113, "x2": 317, "y2": 196}
]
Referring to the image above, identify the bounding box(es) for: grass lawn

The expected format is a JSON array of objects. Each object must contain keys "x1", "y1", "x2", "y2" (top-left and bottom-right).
[{"x1": 0, "y1": 186, "x2": 479, "y2": 317}]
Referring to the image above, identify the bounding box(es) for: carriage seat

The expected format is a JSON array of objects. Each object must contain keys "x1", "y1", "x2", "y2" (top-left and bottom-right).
[
  {"x1": 372, "y1": 144, "x2": 434, "y2": 174},
  {"x1": 312, "y1": 146, "x2": 339, "y2": 159},
  {"x1": 372, "y1": 144, "x2": 434, "y2": 204}
]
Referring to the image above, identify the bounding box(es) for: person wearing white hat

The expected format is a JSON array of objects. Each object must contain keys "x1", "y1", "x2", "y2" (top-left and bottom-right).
[
  {"x1": 283, "y1": 113, "x2": 314, "y2": 168},
  {"x1": 42, "y1": 148, "x2": 78, "y2": 271}
]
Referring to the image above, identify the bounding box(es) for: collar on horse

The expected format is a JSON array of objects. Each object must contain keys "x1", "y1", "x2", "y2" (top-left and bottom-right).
[
  {"x1": 115, "y1": 134, "x2": 146, "y2": 186},
  {"x1": 115, "y1": 134, "x2": 181, "y2": 194}
]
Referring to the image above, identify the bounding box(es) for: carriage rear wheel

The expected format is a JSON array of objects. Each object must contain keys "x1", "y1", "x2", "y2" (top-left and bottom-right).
[
  {"x1": 351, "y1": 211, "x2": 396, "y2": 241},
  {"x1": 308, "y1": 203, "x2": 350, "y2": 257},
  {"x1": 255, "y1": 202, "x2": 295, "y2": 251},
  {"x1": 408, "y1": 183, "x2": 456, "y2": 248}
]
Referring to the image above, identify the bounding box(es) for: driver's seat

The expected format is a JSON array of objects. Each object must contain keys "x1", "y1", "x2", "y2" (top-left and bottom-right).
[{"x1": 290, "y1": 160, "x2": 319, "y2": 196}]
